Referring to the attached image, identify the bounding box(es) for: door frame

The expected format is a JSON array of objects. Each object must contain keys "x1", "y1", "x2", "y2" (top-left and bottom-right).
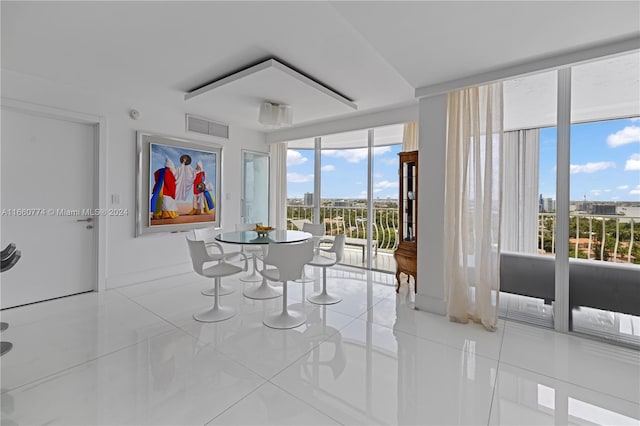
[{"x1": 1, "y1": 97, "x2": 107, "y2": 292}]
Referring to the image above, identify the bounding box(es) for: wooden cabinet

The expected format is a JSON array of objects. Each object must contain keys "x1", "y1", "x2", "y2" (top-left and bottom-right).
[{"x1": 394, "y1": 150, "x2": 418, "y2": 293}]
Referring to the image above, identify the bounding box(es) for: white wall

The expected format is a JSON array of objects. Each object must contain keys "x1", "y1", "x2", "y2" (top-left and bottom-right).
[
  {"x1": 415, "y1": 95, "x2": 447, "y2": 315},
  {"x1": 1, "y1": 70, "x2": 268, "y2": 289}
]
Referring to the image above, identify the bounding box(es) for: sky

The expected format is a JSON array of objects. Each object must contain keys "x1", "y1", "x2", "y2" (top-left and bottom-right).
[
  {"x1": 287, "y1": 144, "x2": 402, "y2": 199},
  {"x1": 288, "y1": 117, "x2": 640, "y2": 203},
  {"x1": 539, "y1": 117, "x2": 640, "y2": 202}
]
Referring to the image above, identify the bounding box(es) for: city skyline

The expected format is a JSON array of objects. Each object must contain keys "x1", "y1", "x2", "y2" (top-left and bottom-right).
[
  {"x1": 539, "y1": 117, "x2": 640, "y2": 202},
  {"x1": 288, "y1": 117, "x2": 639, "y2": 203}
]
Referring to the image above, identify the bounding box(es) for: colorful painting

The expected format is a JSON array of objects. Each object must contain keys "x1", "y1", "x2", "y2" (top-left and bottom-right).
[{"x1": 137, "y1": 133, "x2": 221, "y2": 236}]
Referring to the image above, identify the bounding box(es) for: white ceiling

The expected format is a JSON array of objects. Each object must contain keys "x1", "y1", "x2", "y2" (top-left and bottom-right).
[
  {"x1": 184, "y1": 59, "x2": 359, "y2": 125},
  {"x1": 2, "y1": 1, "x2": 639, "y2": 132}
]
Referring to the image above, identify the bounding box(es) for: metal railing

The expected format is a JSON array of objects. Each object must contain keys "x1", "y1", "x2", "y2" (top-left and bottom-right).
[
  {"x1": 287, "y1": 205, "x2": 399, "y2": 252},
  {"x1": 538, "y1": 212, "x2": 639, "y2": 264},
  {"x1": 288, "y1": 206, "x2": 639, "y2": 265}
]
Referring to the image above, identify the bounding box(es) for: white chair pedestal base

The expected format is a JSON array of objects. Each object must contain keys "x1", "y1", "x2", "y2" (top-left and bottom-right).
[
  {"x1": 202, "y1": 285, "x2": 233, "y2": 296},
  {"x1": 307, "y1": 292, "x2": 342, "y2": 305},
  {"x1": 263, "y1": 281, "x2": 305, "y2": 329},
  {"x1": 194, "y1": 277, "x2": 236, "y2": 323},
  {"x1": 193, "y1": 305, "x2": 236, "y2": 322},
  {"x1": 239, "y1": 271, "x2": 263, "y2": 282},
  {"x1": 239, "y1": 256, "x2": 262, "y2": 282},
  {"x1": 306, "y1": 265, "x2": 342, "y2": 305},
  {"x1": 263, "y1": 310, "x2": 306, "y2": 329},
  {"x1": 243, "y1": 278, "x2": 282, "y2": 300}
]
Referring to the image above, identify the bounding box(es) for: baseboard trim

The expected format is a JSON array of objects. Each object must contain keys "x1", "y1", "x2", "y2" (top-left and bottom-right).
[
  {"x1": 105, "y1": 262, "x2": 193, "y2": 289},
  {"x1": 415, "y1": 294, "x2": 446, "y2": 316}
]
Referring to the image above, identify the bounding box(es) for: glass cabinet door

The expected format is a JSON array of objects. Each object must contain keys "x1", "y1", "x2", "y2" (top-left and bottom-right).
[{"x1": 402, "y1": 160, "x2": 416, "y2": 242}]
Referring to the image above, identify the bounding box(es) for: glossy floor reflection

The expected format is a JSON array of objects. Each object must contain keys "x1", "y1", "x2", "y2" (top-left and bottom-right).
[{"x1": 1, "y1": 267, "x2": 638, "y2": 425}]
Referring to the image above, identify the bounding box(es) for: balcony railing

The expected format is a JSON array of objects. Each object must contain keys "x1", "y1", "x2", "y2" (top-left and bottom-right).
[
  {"x1": 288, "y1": 205, "x2": 640, "y2": 266},
  {"x1": 287, "y1": 205, "x2": 399, "y2": 252},
  {"x1": 538, "y1": 212, "x2": 639, "y2": 264}
]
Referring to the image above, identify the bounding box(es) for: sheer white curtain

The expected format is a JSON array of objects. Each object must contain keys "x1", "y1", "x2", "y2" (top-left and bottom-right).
[
  {"x1": 445, "y1": 83, "x2": 503, "y2": 331},
  {"x1": 402, "y1": 122, "x2": 418, "y2": 151},
  {"x1": 269, "y1": 142, "x2": 288, "y2": 229},
  {"x1": 502, "y1": 129, "x2": 540, "y2": 253}
]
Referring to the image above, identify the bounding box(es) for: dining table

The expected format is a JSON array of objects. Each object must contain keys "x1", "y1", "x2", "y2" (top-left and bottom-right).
[{"x1": 215, "y1": 229, "x2": 312, "y2": 299}]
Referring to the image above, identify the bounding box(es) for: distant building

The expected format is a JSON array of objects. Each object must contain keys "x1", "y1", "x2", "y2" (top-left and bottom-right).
[
  {"x1": 543, "y1": 197, "x2": 555, "y2": 213},
  {"x1": 591, "y1": 204, "x2": 616, "y2": 215},
  {"x1": 575, "y1": 196, "x2": 619, "y2": 215},
  {"x1": 539, "y1": 194, "x2": 544, "y2": 213},
  {"x1": 304, "y1": 192, "x2": 313, "y2": 206},
  {"x1": 333, "y1": 200, "x2": 349, "y2": 207},
  {"x1": 577, "y1": 202, "x2": 592, "y2": 212},
  {"x1": 575, "y1": 198, "x2": 617, "y2": 215}
]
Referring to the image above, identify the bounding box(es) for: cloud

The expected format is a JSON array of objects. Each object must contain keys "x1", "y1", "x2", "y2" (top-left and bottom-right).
[
  {"x1": 569, "y1": 162, "x2": 615, "y2": 174},
  {"x1": 604, "y1": 189, "x2": 612, "y2": 193},
  {"x1": 590, "y1": 189, "x2": 602, "y2": 197},
  {"x1": 287, "y1": 150, "x2": 308, "y2": 166},
  {"x1": 624, "y1": 153, "x2": 640, "y2": 171},
  {"x1": 630, "y1": 117, "x2": 640, "y2": 122},
  {"x1": 322, "y1": 146, "x2": 391, "y2": 163},
  {"x1": 617, "y1": 185, "x2": 629, "y2": 190},
  {"x1": 607, "y1": 125, "x2": 640, "y2": 147},
  {"x1": 321, "y1": 165, "x2": 335, "y2": 172},
  {"x1": 630, "y1": 185, "x2": 640, "y2": 195},
  {"x1": 287, "y1": 172, "x2": 313, "y2": 183},
  {"x1": 374, "y1": 180, "x2": 399, "y2": 190},
  {"x1": 379, "y1": 157, "x2": 398, "y2": 166},
  {"x1": 351, "y1": 181, "x2": 398, "y2": 199},
  {"x1": 611, "y1": 196, "x2": 620, "y2": 200}
]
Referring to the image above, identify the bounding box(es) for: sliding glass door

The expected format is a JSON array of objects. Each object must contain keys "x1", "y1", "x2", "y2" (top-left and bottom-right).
[
  {"x1": 501, "y1": 70, "x2": 557, "y2": 329},
  {"x1": 568, "y1": 52, "x2": 640, "y2": 347},
  {"x1": 285, "y1": 147, "x2": 314, "y2": 227},
  {"x1": 320, "y1": 130, "x2": 371, "y2": 267},
  {"x1": 501, "y1": 50, "x2": 640, "y2": 346},
  {"x1": 286, "y1": 125, "x2": 404, "y2": 273},
  {"x1": 371, "y1": 130, "x2": 402, "y2": 273}
]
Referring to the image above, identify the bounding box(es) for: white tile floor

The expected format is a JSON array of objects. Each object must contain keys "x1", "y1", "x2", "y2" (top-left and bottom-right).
[{"x1": 1, "y1": 265, "x2": 639, "y2": 425}]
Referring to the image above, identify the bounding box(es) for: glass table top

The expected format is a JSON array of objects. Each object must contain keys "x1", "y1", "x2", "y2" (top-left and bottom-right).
[{"x1": 215, "y1": 230, "x2": 312, "y2": 244}]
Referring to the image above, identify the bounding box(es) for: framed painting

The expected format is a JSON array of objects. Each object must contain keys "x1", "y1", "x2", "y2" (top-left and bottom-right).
[{"x1": 136, "y1": 132, "x2": 221, "y2": 236}]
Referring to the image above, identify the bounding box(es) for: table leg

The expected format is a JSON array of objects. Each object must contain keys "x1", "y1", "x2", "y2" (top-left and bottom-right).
[{"x1": 243, "y1": 277, "x2": 282, "y2": 300}]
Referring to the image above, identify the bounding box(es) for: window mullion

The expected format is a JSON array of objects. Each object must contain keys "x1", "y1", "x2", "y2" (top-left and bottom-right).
[{"x1": 555, "y1": 67, "x2": 571, "y2": 333}]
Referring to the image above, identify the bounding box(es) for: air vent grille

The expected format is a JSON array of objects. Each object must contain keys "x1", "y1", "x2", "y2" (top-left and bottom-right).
[{"x1": 186, "y1": 114, "x2": 229, "y2": 139}]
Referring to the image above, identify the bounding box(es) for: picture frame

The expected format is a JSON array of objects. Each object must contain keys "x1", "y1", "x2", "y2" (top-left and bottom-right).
[{"x1": 136, "y1": 132, "x2": 222, "y2": 236}]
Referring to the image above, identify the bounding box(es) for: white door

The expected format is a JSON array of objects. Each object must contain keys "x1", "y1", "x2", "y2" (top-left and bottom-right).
[{"x1": 1, "y1": 107, "x2": 96, "y2": 308}]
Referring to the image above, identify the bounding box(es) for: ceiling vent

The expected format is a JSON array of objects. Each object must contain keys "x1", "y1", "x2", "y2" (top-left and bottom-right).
[{"x1": 185, "y1": 114, "x2": 229, "y2": 139}]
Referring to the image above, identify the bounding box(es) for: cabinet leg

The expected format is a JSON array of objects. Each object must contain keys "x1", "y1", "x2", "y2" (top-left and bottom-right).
[{"x1": 395, "y1": 270, "x2": 401, "y2": 293}]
